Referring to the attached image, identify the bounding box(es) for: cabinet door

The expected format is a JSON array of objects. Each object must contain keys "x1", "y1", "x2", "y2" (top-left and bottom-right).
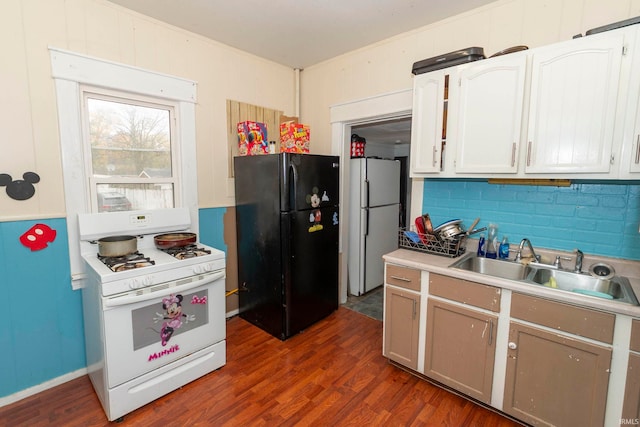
[
  {"x1": 384, "y1": 286, "x2": 420, "y2": 370},
  {"x1": 503, "y1": 322, "x2": 612, "y2": 426},
  {"x1": 424, "y1": 298, "x2": 497, "y2": 403},
  {"x1": 454, "y1": 54, "x2": 526, "y2": 174},
  {"x1": 410, "y1": 70, "x2": 449, "y2": 175},
  {"x1": 628, "y1": 133, "x2": 640, "y2": 174},
  {"x1": 525, "y1": 32, "x2": 624, "y2": 174},
  {"x1": 626, "y1": 58, "x2": 640, "y2": 174},
  {"x1": 623, "y1": 352, "x2": 640, "y2": 420}
]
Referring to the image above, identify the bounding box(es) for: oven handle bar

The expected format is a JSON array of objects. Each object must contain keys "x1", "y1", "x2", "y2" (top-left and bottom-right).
[{"x1": 103, "y1": 270, "x2": 225, "y2": 308}]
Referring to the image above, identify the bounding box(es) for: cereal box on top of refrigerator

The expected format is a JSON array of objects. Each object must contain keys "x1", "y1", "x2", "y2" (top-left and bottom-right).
[
  {"x1": 237, "y1": 121, "x2": 268, "y2": 155},
  {"x1": 280, "y1": 122, "x2": 310, "y2": 153}
]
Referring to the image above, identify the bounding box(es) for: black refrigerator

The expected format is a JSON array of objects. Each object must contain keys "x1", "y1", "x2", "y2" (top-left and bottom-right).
[{"x1": 234, "y1": 153, "x2": 340, "y2": 340}]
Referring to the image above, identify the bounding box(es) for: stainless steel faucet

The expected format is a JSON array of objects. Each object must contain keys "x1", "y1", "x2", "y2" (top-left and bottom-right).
[
  {"x1": 574, "y1": 249, "x2": 584, "y2": 273},
  {"x1": 514, "y1": 238, "x2": 541, "y2": 263}
]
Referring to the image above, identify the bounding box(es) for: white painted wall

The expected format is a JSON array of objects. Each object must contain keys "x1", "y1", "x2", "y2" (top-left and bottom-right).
[
  {"x1": 301, "y1": 0, "x2": 640, "y2": 154},
  {"x1": 0, "y1": 0, "x2": 295, "y2": 220},
  {"x1": 3, "y1": 0, "x2": 640, "y2": 220}
]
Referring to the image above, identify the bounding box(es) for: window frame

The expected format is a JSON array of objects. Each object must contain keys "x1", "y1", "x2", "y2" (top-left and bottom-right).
[
  {"x1": 80, "y1": 88, "x2": 182, "y2": 212},
  {"x1": 50, "y1": 48, "x2": 198, "y2": 290}
]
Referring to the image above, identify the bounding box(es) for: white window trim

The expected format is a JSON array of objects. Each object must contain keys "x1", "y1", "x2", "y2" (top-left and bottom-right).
[{"x1": 49, "y1": 47, "x2": 199, "y2": 290}]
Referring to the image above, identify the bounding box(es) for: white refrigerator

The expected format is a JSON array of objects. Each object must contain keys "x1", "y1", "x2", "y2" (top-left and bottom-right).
[{"x1": 348, "y1": 157, "x2": 401, "y2": 296}]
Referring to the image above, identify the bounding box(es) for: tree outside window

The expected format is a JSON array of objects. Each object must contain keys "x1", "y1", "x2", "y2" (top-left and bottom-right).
[{"x1": 85, "y1": 94, "x2": 178, "y2": 212}]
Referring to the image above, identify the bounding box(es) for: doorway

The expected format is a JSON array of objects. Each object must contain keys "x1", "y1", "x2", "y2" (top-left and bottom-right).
[
  {"x1": 329, "y1": 88, "x2": 413, "y2": 305},
  {"x1": 351, "y1": 118, "x2": 412, "y2": 229}
]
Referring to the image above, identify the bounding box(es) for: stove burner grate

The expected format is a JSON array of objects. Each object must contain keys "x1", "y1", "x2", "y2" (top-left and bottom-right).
[
  {"x1": 98, "y1": 252, "x2": 155, "y2": 272},
  {"x1": 161, "y1": 244, "x2": 212, "y2": 260}
]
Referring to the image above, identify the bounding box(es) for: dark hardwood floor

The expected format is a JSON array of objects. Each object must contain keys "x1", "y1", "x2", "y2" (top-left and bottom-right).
[{"x1": 0, "y1": 307, "x2": 520, "y2": 426}]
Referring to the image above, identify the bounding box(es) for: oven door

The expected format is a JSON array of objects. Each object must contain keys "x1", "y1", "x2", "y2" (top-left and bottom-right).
[{"x1": 102, "y1": 270, "x2": 225, "y2": 388}]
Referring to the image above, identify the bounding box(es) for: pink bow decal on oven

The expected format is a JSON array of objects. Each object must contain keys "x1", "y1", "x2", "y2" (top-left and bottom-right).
[{"x1": 191, "y1": 295, "x2": 207, "y2": 305}]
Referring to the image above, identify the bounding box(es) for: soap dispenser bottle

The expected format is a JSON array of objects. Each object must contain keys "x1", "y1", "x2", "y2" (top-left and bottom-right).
[
  {"x1": 486, "y1": 224, "x2": 498, "y2": 259},
  {"x1": 499, "y1": 236, "x2": 509, "y2": 259},
  {"x1": 476, "y1": 233, "x2": 486, "y2": 257}
]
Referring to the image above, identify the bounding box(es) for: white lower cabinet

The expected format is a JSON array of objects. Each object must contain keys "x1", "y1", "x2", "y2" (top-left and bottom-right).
[
  {"x1": 424, "y1": 274, "x2": 500, "y2": 404},
  {"x1": 503, "y1": 293, "x2": 614, "y2": 426},
  {"x1": 383, "y1": 264, "x2": 421, "y2": 370},
  {"x1": 383, "y1": 261, "x2": 636, "y2": 426},
  {"x1": 503, "y1": 323, "x2": 612, "y2": 426},
  {"x1": 623, "y1": 319, "x2": 640, "y2": 420},
  {"x1": 425, "y1": 298, "x2": 497, "y2": 403}
]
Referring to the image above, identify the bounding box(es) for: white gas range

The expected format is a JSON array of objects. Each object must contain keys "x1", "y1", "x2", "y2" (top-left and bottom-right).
[{"x1": 78, "y1": 208, "x2": 226, "y2": 422}]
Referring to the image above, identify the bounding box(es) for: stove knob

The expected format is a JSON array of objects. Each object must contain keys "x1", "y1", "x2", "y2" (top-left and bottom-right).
[
  {"x1": 199, "y1": 264, "x2": 214, "y2": 274},
  {"x1": 129, "y1": 276, "x2": 153, "y2": 289}
]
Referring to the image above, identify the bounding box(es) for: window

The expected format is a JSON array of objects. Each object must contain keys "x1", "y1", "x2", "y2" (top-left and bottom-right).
[
  {"x1": 50, "y1": 47, "x2": 198, "y2": 289},
  {"x1": 83, "y1": 91, "x2": 179, "y2": 212}
]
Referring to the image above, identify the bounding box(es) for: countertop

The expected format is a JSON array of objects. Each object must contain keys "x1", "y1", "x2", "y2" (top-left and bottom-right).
[{"x1": 383, "y1": 247, "x2": 640, "y2": 317}]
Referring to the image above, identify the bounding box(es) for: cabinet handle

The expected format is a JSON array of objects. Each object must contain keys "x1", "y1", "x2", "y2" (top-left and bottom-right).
[
  {"x1": 526, "y1": 141, "x2": 532, "y2": 166},
  {"x1": 635, "y1": 135, "x2": 640, "y2": 164},
  {"x1": 412, "y1": 300, "x2": 416, "y2": 320},
  {"x1": 511, "y1": 143, "x2": 516, "y2": 167},
  {"x1": 432, "y1": 146, "x2": 438, "y2": 167},
  {"x1": 390, "y1": 275, "x2": 411, "y2": 282},
  {"x1": 488, "y1": 320, "x2": 494, "y2": 346},
  {"x1": 508, "y1": 341, "x2": 517, "y2": 350}
]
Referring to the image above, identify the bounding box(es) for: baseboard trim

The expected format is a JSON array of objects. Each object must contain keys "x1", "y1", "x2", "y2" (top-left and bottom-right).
[{"x1": 0, "y1": 368, "x2": 88, "y2": 408}]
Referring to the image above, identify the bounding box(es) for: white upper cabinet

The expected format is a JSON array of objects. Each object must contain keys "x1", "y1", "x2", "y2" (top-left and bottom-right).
[
  {"x1": 619, "y1": 28, "x2": 640, "y2": 177},
  {"x1": 409, "y1": 25, "x2": 640, "y2": 180},
  {"x1": 410, "y1": 69, "x2": 450, "y2": 175},
  {"x1": 525, "y1": 32, "x2": 624, "y2": 174},
  {"x1": 453, "y1": 54, "x2": 527, "y2": 174},
  {"x1": 626, "y1": 119, "x2": 640, "y2": 174}
]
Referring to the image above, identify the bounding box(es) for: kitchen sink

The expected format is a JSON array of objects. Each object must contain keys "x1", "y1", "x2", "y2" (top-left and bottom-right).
[
  {"x1": 449, "y1": 255, "x2": 533, "y2": 281},
  {"x1": 528, "y1": 268, "x2": 639, "y2": 305},
  {"x1": 449, "y1": 254, "x2": 639, "y2": 305}
]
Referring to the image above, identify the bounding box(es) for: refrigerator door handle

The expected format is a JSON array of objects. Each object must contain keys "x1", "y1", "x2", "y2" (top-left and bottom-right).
[
  {"x1": 364, "y1": 207, "x2": 369, "y2": 236},
  {"x1": 289, "y1": 163, "x2": 299, "y2": 211},
  {"x1": 364, "y1": 179, "x2": 370, "y2": 208}
]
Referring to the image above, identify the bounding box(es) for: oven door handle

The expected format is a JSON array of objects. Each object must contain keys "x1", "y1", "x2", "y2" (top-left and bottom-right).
[{"x1": 103, "y1": 271, "x2": 225, "y2": 308}]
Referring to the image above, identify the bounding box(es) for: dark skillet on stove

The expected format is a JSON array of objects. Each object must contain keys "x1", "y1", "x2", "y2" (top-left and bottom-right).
[{"x1": 154, "y1": 233, "x2": 197, "y2": 249}]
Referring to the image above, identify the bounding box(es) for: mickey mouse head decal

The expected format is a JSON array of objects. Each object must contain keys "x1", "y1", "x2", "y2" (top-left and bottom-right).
[{"x1": 0, "y1": 172, "x2": 40, "y2": 201}]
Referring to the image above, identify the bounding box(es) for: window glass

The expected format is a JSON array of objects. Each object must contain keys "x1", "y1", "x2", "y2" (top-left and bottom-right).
[
  {"x1": 85, "y1": 95, "x2": 177, "y2": 211},
  {"x1": 95, "y1": 183, "x2": 174, "y2": 212}
]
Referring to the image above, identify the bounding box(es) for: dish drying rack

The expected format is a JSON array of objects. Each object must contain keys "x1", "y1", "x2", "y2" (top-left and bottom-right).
[{"x1": 398, "y1": 228, "x2": 466, "y2": 258}]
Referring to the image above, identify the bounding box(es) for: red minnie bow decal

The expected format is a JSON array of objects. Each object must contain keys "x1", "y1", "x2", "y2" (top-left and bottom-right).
[{"x1": 20, "y1": 223, "x2": 56, "y2": 251}]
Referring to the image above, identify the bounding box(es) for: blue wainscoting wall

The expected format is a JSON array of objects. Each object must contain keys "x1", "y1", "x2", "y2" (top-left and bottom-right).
[
  {"x1": 1, "y1": 207, "x2": 228, "y2": 401},
  {"x1": 199, "y1": 207, "x2": 228, "y2": 254},
  {"x1": 0, "y1": 218, "x2": 85, "y2": 399},
  {"x1": 422, "y1": 180, "x2": 640, "y2": 260}
]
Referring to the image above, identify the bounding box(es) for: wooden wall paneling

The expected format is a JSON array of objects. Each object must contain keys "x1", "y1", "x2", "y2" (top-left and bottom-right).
[{"x1": 226, "y1": 100, "x2": 282, "y2": 177}]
